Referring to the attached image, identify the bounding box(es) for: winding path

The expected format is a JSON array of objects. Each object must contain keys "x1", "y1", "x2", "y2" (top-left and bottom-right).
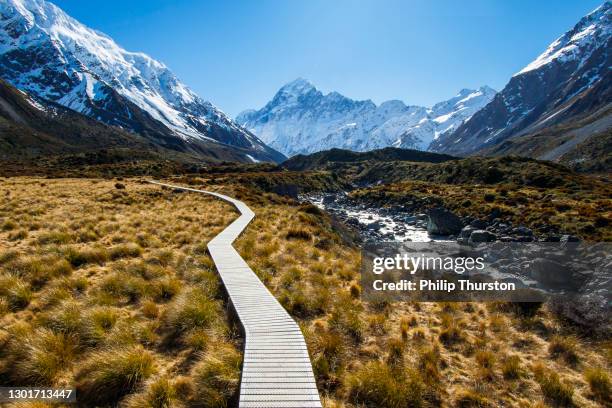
[{"x1": 149, "y1": 181, "x2": 322, "y2": 408}]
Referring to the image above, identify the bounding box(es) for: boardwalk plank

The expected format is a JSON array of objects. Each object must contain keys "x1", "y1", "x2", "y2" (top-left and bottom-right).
[{"x1": 149, "y1": 181, "x2": 322, "y2": 408}]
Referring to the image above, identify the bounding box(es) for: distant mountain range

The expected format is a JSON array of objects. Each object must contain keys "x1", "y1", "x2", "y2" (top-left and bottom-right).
[
  {"x1": 0, "y1": 0, "x2": 285, "y2": 163},
  {"x1": 239, "y1": 3, "x2": 611, "y2": 169},
  {"x1": 237, "y1": 79, "x2": 496, "y2": 156}
]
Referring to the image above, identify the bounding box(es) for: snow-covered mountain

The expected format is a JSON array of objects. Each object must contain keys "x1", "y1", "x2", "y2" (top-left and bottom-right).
[
  {"x1": 236, "y1": 79, "x2": 495, "y2": 157},
  {"x1": 431, "y1": 2, "x2": 611, "y2": 157},
  {"x1": 0, "y1": 0, "x2": 285, "y2": 162}
]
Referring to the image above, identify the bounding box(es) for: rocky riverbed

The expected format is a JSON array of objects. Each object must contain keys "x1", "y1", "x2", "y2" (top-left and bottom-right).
[
  {"x1": 302, "y1": 192, "x2": 580, "y2": 244},
  {"x1": 302, "y1": 192, "x2": 610, "y2": 336},
  {"x1": 303, "y1": 192, "x2": 446, "y2": 243}
]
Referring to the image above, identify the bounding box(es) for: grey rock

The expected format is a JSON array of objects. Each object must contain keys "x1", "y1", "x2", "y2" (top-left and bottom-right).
[
  {"x1": 460, "y1": 226, "x2": 476, "y2": 238},
  {"x1": 469, "y1": 229, "x2": 496, "y2": 244},
  {"x1": 427, "y1": 208, "x2": 463, "y2": 235},
  {"x1": 322, "y1": 194, "x2": 335, "y2": 205},
  {"x1": 514, "y1": 226, "x2": 533, "y2": 236}
]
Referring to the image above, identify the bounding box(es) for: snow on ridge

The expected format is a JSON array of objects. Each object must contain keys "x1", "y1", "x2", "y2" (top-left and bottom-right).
[
  {"x1": 237, "y1": 79, "x2": 497, "y2": 156},
  {"x1": 516, "y1": 2, "x2": 611, "y2": 75},
  {"x1": 0, "y1": 0, "x2": 256, "y2": 146}
]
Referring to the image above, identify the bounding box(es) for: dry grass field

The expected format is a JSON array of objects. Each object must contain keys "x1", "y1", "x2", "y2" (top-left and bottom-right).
[
  {"x1": 0, "y1": 178, "x2": 242, "y2": 407},
  {"x1": 0, "y1": 176, "x2": 610, "y2": 408}
]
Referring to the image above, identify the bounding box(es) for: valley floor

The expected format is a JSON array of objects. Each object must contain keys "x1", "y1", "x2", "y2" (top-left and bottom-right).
[{"x1": 0, "y1": 176, "x2": 610, "y2": 407}]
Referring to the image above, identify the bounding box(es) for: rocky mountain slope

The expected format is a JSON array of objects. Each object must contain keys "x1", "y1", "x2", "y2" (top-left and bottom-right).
[
  {"x1": 431, "y1": 2, "x2": 611, "y2": 162},
  {"x1": 237, "y1": 79, "x2": 495, "y2": 156},
  {"x1": 0, "y1": 78, "x2": 265, "y2": 163},
  {"x1": 0, "y1": 0, "x2": 285, "y2": 163}
]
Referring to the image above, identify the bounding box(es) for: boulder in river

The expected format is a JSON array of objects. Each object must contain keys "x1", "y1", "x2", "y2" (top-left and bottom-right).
[
  {"x1": 322, "y1": 194, "x2": 336, "y2": 205},
  {"x1": 468, "y1": 229, "x2": 496, "y2": 244},
  {"x1": 460, "y1": 226, "x2": 476, "y2": 238},
  {"x1": 427, "y1": 208, "x2": 463, "y2": 235}
]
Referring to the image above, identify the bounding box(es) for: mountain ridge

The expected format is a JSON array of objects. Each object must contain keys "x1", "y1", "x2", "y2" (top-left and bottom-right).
[
  {"x1": 0, "y1": 0, "x2": 285, "y2": 163},
  {"x1": 237, "y1": 79, "x2": 496, "y2": 157},
  {"x1": 431, "y1": 2, "x2": 611, "y2": 161}
]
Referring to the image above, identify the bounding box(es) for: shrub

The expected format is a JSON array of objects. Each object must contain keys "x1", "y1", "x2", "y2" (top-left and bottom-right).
[
  {"x1": 76, "y1": 345, "x2": 156, "y2": 406},
  {"x1": 584, "y1": 367, "x2": 610, "y2": 403}
]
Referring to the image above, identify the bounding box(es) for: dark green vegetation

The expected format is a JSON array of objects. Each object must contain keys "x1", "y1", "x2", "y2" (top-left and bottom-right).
[{"x1": 282, "y1": 147, "x2": 457, "y2": 171}]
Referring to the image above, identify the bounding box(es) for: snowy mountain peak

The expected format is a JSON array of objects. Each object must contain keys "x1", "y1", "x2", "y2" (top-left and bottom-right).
[
  {"x1": 237, "y1": 80, "x2": 496, "y2": 156},
  {"x1": 278, "y1": 78, "x2": 317, "y2": 96},
  {"x1": 0, "y1": 0, "x2": 285, "y2": 162},
  {"x1": 516, "y1": 2, "x2": 611, "y2": 75}
]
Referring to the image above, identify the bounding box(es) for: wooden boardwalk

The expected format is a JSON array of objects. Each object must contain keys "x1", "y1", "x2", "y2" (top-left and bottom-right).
[{"x1": 149, "y1": 182, "x2": 322, "y2": 408}]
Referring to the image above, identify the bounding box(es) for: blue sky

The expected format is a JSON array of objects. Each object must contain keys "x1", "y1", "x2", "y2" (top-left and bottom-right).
[{"x1": 53, "y1": 0, "x2": 602, "y2": 117}]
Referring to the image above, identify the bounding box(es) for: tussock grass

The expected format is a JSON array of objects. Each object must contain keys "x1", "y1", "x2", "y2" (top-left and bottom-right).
[
  {"x1": 533, "y1": 363, "x2": 574, "y2": 407},
  {"x1": 125, "y1": 377, "x2": 181, "y2": 408},
  {"x1": 0, "y1": 178, "x2": 240, "y2": 406},
  {"x1": 0, "y1": 274, "x2": 32, "y2": 310},
  {"x1": 76, "y1": 345, "x2": 156, "y2": 406},
  {"x1": 6, "y1": 327, "x2": 77, "y2": 385},
  {"x1": 584, "y1": 367, "x2": 610, "y2": 403},
  {"x1": 501, "y1": 355, "x2": 522, "y2": 380},
  {"x1": 345, "y1": 361, "x2": 424, "y2": 408},
  {"x1": 191, "y1": 344, "x2": 242, "y2": 407},
  {"x1": 548, "y1": 335, "x2": 579, "y2": 366},
  {"x1": 162, "y1": 287, "x2": 220, "y2": 342}
]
